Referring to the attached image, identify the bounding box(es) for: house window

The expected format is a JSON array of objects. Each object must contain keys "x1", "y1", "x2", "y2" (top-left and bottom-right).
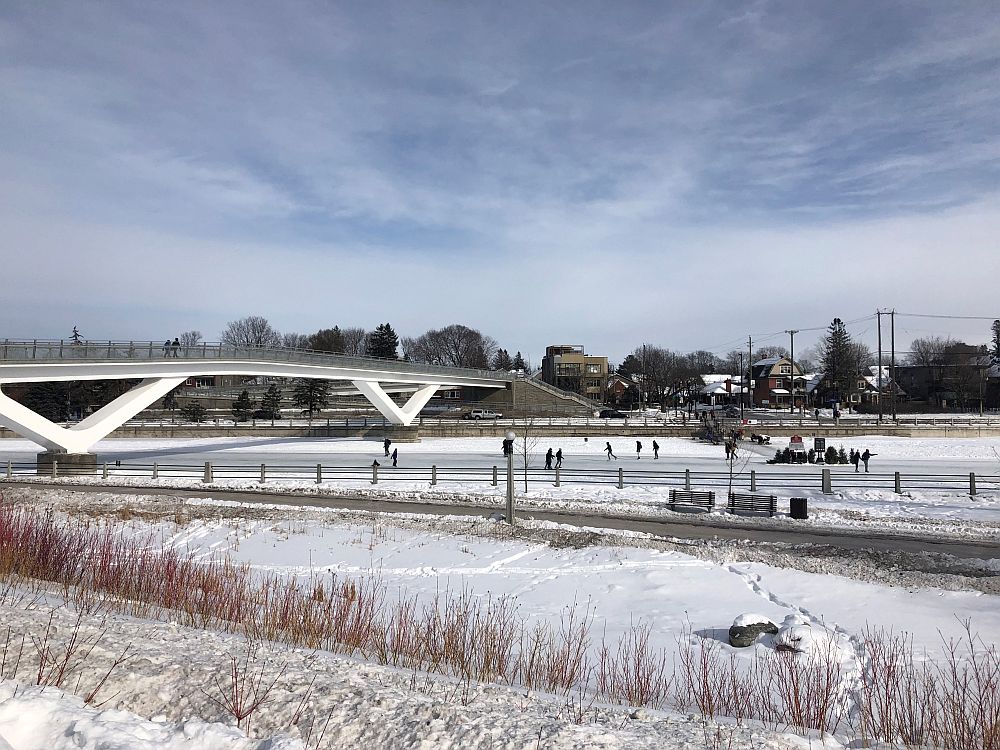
[
  {"x1": 779, "y1": 365, "x2": 791, "y2": 374},
  {"x1": 586, "y1": 379, "x2": 601, "y2": 389},
  {"x1": 849, "y1": 393, "x2": 861, "y2": 403}
]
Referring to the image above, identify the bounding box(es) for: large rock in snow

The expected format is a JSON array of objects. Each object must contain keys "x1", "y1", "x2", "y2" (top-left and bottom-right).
[{"x1": 728, "y1": 613, "x2": 778, "y2": 647}]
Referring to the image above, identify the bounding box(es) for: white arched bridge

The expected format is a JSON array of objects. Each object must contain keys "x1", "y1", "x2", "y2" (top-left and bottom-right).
[{"x1": 0, "y1": 340, "x2": 511, "y2": 456}]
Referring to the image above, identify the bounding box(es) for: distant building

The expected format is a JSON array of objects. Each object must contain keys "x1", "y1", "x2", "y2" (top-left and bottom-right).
[
  {"x1": 751, "y1": 357, "x2": 803, "y2": 409},
  {"x1": 698, "y1": 374, "x2": 746, "y2": 406},
  {"x1": 541, "y1": 345, "x2": 608, "y2": 402}
]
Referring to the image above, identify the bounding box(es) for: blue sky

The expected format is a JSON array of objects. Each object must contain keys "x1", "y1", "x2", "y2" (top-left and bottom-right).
[{"x1": 1, "y1": 1, "x2": 998, "y2": 364}]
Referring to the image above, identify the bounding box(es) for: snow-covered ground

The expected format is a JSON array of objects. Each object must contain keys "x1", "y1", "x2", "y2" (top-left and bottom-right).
[{"x1": 1, "y1": 485, "x2": 997, "y2": 749}]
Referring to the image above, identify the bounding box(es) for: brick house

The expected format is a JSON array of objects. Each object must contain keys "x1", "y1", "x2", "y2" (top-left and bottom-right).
[{"x1": 750, "y1": 357, "x2": 803, "y2": 408}]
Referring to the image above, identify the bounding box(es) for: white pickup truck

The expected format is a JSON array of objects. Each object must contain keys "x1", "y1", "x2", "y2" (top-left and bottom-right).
[{"x1": 464, "y1": 408, "x2": 502, "y2": 420}]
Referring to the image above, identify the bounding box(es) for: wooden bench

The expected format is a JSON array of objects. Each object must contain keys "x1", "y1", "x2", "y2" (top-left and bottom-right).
[
  {"x1": 668, "y1": 489, "x2": 715, "y2": 511},
  {"x1": 727, "y1": 491, "x2": 777, "y2": 516}
]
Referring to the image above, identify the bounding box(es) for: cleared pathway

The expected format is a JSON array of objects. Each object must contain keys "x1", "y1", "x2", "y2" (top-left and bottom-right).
[{"x1": 9, "y1": 481, "x2": 999, "y2": 561}]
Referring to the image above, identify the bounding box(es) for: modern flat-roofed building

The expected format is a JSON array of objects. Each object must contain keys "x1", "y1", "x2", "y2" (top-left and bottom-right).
[{"x1": 541, "y1": 344, "x2": 608, "y2": 402}]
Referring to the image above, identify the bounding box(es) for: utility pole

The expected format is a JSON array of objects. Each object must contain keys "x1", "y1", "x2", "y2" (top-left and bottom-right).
[
  {"x1": 785, "y1": 330, "x2": 798, "y2": 414},
  {"x1": 747, "y1": 335, "x2": 753, "y2": 409},
  {"x1": 738, "y1": 352, "x2": 745, "y2": 420},
  {"x1": 877, "y1": 310, "x2": 883, "y2": 423},
  {"x1": 890, "y1": 309, "x2": 897, "y2": 421}
]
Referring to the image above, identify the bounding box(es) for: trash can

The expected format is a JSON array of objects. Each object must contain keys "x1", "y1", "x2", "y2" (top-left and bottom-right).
[{"x1": 790, "y1": 497, "x2": 808, "y2": 520}]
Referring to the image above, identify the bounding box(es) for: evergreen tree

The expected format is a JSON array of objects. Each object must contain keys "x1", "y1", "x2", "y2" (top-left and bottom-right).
[
  {"x1": 260, "y1": 383, "x2": 283, "y2": 419},
  {"x1": 992, "y1": 320, "x2": 1000, "y2": 362},
  {"x1": 231, "y1": 389, "x2": 254, "y2": 422},
  {"x1": 162, "y1": 387, "x2": 180, "y2": 419},
  {"x1": 181, "y1": 402, "x2": 207, "y2": 423},
  {"x1": 616, "y1": 354, "x2": 642, "y2": 379},
  {"x1": 491, "y1": 348, "x2": 514, "y2": 371},
  {"x1": 22, "y1": 382, "x2": 71, "y2": 422},
  {"x1": 819, "y1": 318, "x2": 859, "y2": 404},
  {"x1": 293, "y1": 378, "x2": 330, "y2": 414},
  {"x1": 365, "y1": 323, "x2": 399, "y2": 359},
  {"x1": 512, "y1": 351, "x2": 528, "y2": 371},
  {"x1": 310, "y1": 327, "x2": 345, "y2": 353}
]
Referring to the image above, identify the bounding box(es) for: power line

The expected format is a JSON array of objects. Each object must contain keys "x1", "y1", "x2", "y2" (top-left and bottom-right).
[{"x1": 897, "y1": 312, "x2": 1000, "y2": 321}]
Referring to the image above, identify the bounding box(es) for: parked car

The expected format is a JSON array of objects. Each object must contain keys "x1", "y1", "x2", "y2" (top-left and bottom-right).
[
  {"x1": 252, "y1": 409, "x2": 282, "y2": 420},
  {"x1": 723, "y1": 406, "x2": 740, "y2": 418},
  {"x1": 599, "y1": 409, "x2": 627, "y2": 419},
  {"x1": 464, "y1": 408, "x2": 502, "y2": 420}
]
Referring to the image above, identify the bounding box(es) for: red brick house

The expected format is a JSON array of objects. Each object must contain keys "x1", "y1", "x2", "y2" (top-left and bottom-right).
[{"x1": 751, "y1": 357, "x2": 804, "y2": 408}]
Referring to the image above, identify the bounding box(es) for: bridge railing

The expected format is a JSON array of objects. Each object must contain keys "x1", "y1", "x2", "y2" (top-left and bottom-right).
[{"x1": 0, "y1": 339, "x2": 509, "y2": 382}]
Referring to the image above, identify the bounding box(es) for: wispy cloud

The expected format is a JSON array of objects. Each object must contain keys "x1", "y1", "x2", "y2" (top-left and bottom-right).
[{"x1": 1, "y1": 1, "x2": 998, "y2": 359}]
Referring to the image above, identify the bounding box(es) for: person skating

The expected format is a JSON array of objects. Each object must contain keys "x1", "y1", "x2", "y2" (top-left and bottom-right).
[
  {"x1": 384, "y1": 438, "x2": 391, "y2": 457},
  {"x1": 391, "y1": 448, "x2": 398, "y2": 467},
  {"x1": 545, "y1": 448, "x2": 554, "y2": 470},
  {"x1": 636, "y1": 440, "x2": 642, "y2": 459},
  {"x1": 850, "y1": 449, "x2": 860, "y2": 472},
  {"x1": 555, "y1": 448, "x2": 563, "y2": 469},
  {"x1": 605, "y1": 442, "x2": 616, "y2": 460},
  {"x1": 861, "y1": 448, "x2": 873, "y2": 472},
  {"x1": 652, "y1": 440, "x2": 659, "y2": 459}
]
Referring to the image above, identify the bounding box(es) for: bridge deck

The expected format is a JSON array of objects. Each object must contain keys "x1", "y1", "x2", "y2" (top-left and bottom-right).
[{"x1": 0, "y1": 340, "x2": 512, "y2": 387}]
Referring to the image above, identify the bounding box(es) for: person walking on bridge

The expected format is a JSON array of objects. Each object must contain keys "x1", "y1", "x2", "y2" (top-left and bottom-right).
[
  {"x1": 171, "y1": 338, "x2": 180, "y2": 357},
  {"x1": 162, "y1": 340, "x2": 171, "y2": 358}
]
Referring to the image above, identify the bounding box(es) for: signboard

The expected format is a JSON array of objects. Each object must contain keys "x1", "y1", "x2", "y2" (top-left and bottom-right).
[
  {"x1": 789, "y1": 435, "x2": 804, "y2": 447},
  {"x1": 814, "y1": 437, "x2": 826, "y2": 452}
]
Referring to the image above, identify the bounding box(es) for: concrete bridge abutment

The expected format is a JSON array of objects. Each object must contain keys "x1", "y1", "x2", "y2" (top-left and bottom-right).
[{"x1": 36, "y1": 451, "x2": 98, "y2": 475}]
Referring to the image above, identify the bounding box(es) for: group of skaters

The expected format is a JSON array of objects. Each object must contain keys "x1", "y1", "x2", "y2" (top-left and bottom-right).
[
  {"x1": 603, "y1": 440, "x2": 660, "y2": 460},
  {"x1": 849, "y1": 448, "x2": 875, "y2": 472},
  {"x1": 372, "y1": 437, "x2": 398, "y2": 468}
]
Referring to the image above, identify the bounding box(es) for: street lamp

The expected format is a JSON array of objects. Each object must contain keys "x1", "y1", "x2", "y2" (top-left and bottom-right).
[{"x1": 505, "y1": 429, "x2": 516, "y2": 525}]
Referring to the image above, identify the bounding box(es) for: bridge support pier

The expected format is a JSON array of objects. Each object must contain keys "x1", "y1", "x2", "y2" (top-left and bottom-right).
[
  {"x1": 0, "y1": 377, "x2": 185, "y2": 455},
  {"x1": 351, "y1": 381, "x2": 440, "y2": 426},
  {"x1": 36, "y1": 451, "x2": 98, "y2": 475}
]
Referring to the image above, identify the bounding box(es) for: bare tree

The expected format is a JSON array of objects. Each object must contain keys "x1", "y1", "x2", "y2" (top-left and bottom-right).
[
  {"x1": 340, "y1": 327, "x2": 368, "y2": 357},
  {"x1": 634, "y1": 345, "x2": 700, "y2": 408},
  {"x1": 402, "y1": 324, "x2": 499, "y2": 368},
  {"x1": 282, "y1": 332, "x2": 311, "y2": 349},
  {"x1": 179, "y1": 330, "x2": 203, "y2": 348},
  {"x1": 905, "y1": 336, "x2": 955, "y2": 367},
  {"x1": 514, "y1": 420, "x2": 540, "y2": 492},
  {"x1": 221, "y1": 316, "x2": 282, "y2": 349},
  {"x1": 685, "y1": 350, "x2": 721, "y2": 374},
  {"x1": 752, "y1": 345, "x2": 789, "y2": 362},
  {"x1": 797, "y1": 344, "x2": 823, "y2": 373},
  {"x1": 720, "y1": 350, "x2": 743, "y2": 375}
]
